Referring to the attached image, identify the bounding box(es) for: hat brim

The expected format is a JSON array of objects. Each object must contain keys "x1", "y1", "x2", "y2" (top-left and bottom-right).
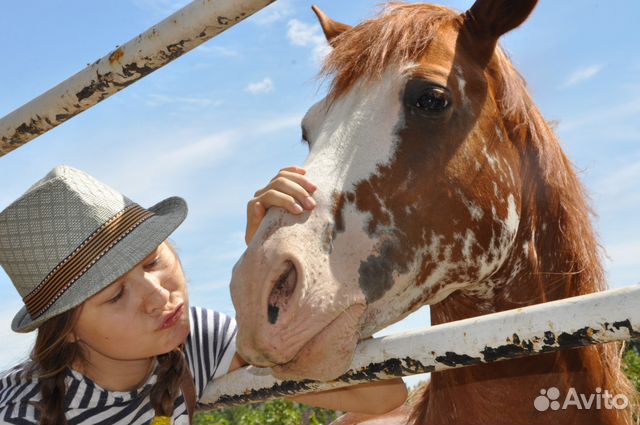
[{"x1": 11, "y1": 196, "x2": 188, "y2": 333}]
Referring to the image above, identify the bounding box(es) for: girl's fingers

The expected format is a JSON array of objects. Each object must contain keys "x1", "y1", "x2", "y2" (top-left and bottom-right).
[
  {"x1": 280, "y1": 170, "x2": 317, "y2": 193},
  {"x1": 256, "y1": 190, "x2": 306, "y2": 214},
  {"x1": 273, "y1": 177, "x2": 316, "y2": 209},
  {"x1": 256, "y1": 175, "x2": 316, "y2": 210},
  {"x1": 254, "y1": 171, "x2": 317, "y2": 196},
  {"x1": 278, "y1": 166, "x2": 306, "y2": 175},
  {"x1": 254, "y1": 167, "x2": 315, "y2": 197},
  {"x1": 245, "y1": 166, "x2": 317, "y2": 245},
  {"x1": 245, "y1": 201, "x2": 267, "y2": 245}
]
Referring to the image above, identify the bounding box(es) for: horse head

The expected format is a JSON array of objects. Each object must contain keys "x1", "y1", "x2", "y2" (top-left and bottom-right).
[{"x1": 231, "y1": 0, "x2": 539, "y2": 381}]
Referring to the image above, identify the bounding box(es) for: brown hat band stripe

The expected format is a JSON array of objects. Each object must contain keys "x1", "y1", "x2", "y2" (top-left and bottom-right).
[
  {"x1": 26, "y1": 207, "x2": 151, "y2": 315},
  {"x1": 27, "y1": 206, "x2": 150, "y2": 310},
  {"x1": 24, "y1": 204, "x2": 155, "y2": 319}
]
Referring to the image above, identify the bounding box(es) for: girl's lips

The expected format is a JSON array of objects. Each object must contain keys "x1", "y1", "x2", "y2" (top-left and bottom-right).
[{"x1": 159, "y1": 304, "x2": 184, "y2": 330}]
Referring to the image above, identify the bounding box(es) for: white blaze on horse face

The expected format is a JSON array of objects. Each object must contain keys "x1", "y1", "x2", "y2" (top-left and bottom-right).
[
  {"x1": 302, "y1": 67, "x2": 409, "y2": 206},
  {"x1": 296, "y1": 66, "x2": 410, "y2": 325},
  {"x1": 301, "y1": 65, "x2": 410, "y2": 240}
]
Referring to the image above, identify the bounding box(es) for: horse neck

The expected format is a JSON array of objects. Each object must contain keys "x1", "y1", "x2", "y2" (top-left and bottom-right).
[{"x1": 418, "y1": 123, "x2": 635, "y2": 424}]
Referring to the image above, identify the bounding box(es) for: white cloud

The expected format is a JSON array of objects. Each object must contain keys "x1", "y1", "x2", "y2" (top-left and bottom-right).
[
  {"x1": 287, "y1": 19, "x2": 323, "y2": 47},
  {"x1": 160, "y1": 131, "x2": 236, "y2": 167},
  {"x1": 594, "y1": 160, "x2": 640, "y2": 198},
  {"x1": 286, "y1": 19, "x2": 331, "y2": 64},
  {"x1": 131, "y1": 0, "x2": 190, "y2": 17},
  {"x1": 251, "y1": 0, "x2": 294, "y2": 25},
  {"x1": 245, "y1": 78, "x2": 274, "y2": 95},
  {"x1": 196, "y1": 44, "x2": 240, "y2": 58},
  {"x1": 99, "y1": 130, "x2": 237, "y2": 201},
  {"x1": 145, "y1": 94, "x2": 222, "y2": 108},
  {"x1": 95, "y1": 111, "x2": 303, "y2": 202},
  {"x1": 562, "y1": 64, "x2": 604, "y2": 88},
  {"x1": 558, "y1": 97, "x2": 640, "y2": 132},
  {"x1": 591, "y1": 158, "x2": 640, "y2": 213},
  {"x1": 604, "y1": 241, "x2": 640, "y2": 268},
  {"x1": 254, "y1": 113, "x2": 303, "y2": 134}
]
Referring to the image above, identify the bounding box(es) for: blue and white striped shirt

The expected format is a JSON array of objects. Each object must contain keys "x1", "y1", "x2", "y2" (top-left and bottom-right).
[{"x1": 0, "y1": 307, "x2": 237, "y2": 425}]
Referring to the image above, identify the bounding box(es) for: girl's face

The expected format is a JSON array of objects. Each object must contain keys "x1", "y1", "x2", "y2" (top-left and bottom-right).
[{"x1": 72, "y1": 241, "x2": 190, "y2": 361}]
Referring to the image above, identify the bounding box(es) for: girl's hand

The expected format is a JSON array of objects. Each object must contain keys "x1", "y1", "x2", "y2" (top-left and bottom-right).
[{"x1": 245, "y1": 166, "x2": 317, "y2": 245}]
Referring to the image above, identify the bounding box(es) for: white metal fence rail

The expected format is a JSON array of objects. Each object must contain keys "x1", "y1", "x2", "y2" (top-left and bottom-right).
[
  {"x1": 200, "y1": 284, "x2": 640, "y2": 409},
  {"x1": 0, "y1": 0, "x2": 276, "y2": 156}
]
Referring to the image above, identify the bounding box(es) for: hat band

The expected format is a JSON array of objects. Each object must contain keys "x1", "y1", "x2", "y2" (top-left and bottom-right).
[{"x1": 24, "y1": 203, "x2": 155, "y2": 319}]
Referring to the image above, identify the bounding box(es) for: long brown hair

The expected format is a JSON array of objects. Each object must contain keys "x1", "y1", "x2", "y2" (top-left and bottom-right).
[
  {"x1": 27, "y1": 307, "x2": 84, "y2": 425},
  {"x1": 28, "y1": 308, "x2": 188, "y2": 424}
]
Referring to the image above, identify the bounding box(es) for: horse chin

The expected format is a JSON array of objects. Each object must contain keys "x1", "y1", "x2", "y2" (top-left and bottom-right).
[{"x1": 271, "y1": 303, "x2": 366, "y2": 382}]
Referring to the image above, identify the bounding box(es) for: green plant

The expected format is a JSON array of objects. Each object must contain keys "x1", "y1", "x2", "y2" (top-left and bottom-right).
[
  {"x1": 193, "y1": 399, "x2": 337, "y2": 425},
  {"x1": 623, "y1": 341, "x2": 640, "y2": 393}
]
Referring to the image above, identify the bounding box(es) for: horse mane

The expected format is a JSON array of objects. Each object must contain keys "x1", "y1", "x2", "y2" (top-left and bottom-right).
[
  {"x1": 491, "y1": 47, "x2": 607, "y2": 299},
  {"x1": 320, "y1": 2, "x2": 638, "y2": 421},
  {"x1": 486, "y1": 45, "x2": 638, "y2": 424}
]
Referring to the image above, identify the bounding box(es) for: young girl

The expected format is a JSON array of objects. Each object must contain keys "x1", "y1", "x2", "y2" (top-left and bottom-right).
[{"x1": 0, "y1": 165, "x2": 407, "y2": 425}]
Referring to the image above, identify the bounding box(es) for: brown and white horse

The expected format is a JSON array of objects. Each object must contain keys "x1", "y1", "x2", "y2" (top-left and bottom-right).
[{"x1": 231, "y1": 1, "x2": 638, "y2": 423}]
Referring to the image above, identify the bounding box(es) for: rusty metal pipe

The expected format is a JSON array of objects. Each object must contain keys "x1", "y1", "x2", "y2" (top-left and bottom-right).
[
  {"x1": 200, "y1": 283, "x2": 640, "y2": 410},
  {"x1": 0, "y1": 0, "x2": 276, "y2": 156}
]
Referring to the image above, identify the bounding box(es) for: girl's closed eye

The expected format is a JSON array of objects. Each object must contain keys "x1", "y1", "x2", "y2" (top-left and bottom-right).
[
  {"x1": 144, "y1": 256, "x2": 161, "y2": 271},
  {"x1": 108, "y1": 286, "x2": 125, "y2": 304}
]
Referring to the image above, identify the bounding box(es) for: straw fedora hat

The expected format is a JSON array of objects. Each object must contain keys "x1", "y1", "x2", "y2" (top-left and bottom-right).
[{"x1": 0, "y1": 165, "x2": 188, "y2": 333}]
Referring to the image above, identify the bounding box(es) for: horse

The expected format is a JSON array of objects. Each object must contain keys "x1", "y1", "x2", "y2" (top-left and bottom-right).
[{"x1": 230, "y1": 0, "x2": 638, "y2": 423}]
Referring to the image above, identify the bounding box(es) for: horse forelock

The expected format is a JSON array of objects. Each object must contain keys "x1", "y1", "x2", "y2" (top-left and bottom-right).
[{"x1": 321, "y1": 3, "x2": 460, "y2": 101}]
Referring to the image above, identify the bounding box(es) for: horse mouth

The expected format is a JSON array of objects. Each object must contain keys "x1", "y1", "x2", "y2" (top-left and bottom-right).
[{"x1": 271, "y1": 303, "x2": 366, "y2": 381}]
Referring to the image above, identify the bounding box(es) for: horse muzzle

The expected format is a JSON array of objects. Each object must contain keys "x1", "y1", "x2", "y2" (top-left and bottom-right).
[{"x1": 231, "y1": 239, "x2": 367, "y2": 381}]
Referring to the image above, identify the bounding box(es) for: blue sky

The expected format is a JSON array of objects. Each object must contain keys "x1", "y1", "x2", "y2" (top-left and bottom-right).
[{"x1": 1, "y1": 0, "x2": 639, "y2": 391}]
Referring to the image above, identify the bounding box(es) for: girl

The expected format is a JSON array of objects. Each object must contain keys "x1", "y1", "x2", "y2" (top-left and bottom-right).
[{"x1": 0, "y1": 165, "x2": 407, "y2": 425}]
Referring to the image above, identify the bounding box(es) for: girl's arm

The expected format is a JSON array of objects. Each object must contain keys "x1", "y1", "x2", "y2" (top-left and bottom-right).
[
  {"x1": 289, "y1": 378, "x2": 408, "y2": 415},
  {"x1": 229, "y1": 353, "x2": 408, "y2": 415}
]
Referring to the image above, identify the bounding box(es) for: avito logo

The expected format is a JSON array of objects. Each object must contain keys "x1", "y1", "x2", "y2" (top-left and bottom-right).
[{"x1": 534, "y1": 387, "x2": 629, "y2": 412}]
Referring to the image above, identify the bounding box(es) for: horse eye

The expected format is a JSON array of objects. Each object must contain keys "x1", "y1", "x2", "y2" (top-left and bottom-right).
[
  {"x1": 415, "y1": 87, "x2": 450, "y2": 112},
  {"x1": 301, "y1": 126, "x2": 310, "y2": 146}
]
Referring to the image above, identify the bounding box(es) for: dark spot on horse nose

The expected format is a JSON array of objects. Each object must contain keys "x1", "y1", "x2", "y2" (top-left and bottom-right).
[
  {"x1": 268, "y1": 304, "x2": 279, "y2": 324},
  {"x1": 359, "y1": 238, "x2": 408, "y2": 302},
  {"x1": 267, "y1": 261, "x2": 297, "y2": 325}
]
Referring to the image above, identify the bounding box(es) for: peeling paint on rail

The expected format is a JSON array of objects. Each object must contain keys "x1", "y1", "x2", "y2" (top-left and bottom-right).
[
  {"x1": 0, "y1": 0, "x2": 276, "y2": 156},
  {"x1": 200, "y1": 284, "x2": 640, "y2": 410}
]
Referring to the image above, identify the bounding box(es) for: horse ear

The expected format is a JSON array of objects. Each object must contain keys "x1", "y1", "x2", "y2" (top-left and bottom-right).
[
  {"x1": 466, "y1": 0, "x2": 538, "y2": 39},
  {"x1": 311, "y1": 5, "x2": 352, "y2": 45}
]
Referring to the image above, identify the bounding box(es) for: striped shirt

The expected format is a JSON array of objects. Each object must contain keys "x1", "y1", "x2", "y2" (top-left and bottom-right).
[{"x1": 0, "y1": 307, "x2": 237, "y2": 425}]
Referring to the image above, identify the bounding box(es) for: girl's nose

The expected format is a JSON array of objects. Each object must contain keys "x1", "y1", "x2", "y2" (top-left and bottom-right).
[{"x1": 139, "y1": 273, "x2": 171, "y2": 314}]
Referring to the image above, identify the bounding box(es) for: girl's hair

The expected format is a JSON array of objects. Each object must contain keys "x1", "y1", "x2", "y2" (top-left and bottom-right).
[
  {"x1": 28, "y1": 310, "x2": 188, "y2": 424},
  {"x1": 27, "y1": 307, "x2": 84, "y2": 425},
  {"x1": 150, "y1": 347, "x2": 188, "y2": 417}
]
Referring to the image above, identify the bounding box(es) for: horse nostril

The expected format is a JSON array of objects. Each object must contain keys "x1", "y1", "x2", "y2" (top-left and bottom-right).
[
  {"x1": 268, "y1": 304, "x2": 279, "y2": 324},
  {"x1": 267, "y1": 261, "x2": 297, "y2": 325}
]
